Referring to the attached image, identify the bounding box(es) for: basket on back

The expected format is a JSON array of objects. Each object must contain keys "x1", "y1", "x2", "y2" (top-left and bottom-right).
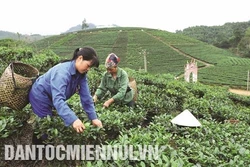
[{"x1": 0, "y1": 62, "x2": 39, "y2": 111}]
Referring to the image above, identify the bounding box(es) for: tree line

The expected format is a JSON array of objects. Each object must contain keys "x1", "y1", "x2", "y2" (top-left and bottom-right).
[{"x1": 176, "y1": 21, "x2": 250, "y2": 58}]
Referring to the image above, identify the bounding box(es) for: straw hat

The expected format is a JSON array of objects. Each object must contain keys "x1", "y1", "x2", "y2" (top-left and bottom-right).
[{"x1": 171, "y1": 109, "x2": 201, "y2": 127}]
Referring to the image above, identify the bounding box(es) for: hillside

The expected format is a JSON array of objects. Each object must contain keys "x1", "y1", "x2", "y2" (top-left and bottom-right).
[
  {"x1": 176, "y1": 21, "x2": 250, "y2": 45},
  {"x1": 176, "y1": 21, "x2": 250, "y2": 57},
  {"x1": 30, "y1": 27, "x2": 250, "y2": 89},
  {"x1": 0, "y1": 30, "x2": 47, "y2": 42}
]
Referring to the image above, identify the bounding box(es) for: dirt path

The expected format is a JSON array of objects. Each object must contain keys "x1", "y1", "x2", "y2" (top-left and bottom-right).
[{"x1": 229, "y1": 88, "x2": 250, "y2": 96}]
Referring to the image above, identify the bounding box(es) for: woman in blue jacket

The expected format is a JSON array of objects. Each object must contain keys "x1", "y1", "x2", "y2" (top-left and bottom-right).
[{"x1": 29, "y1": 47, "x2": 102, "y2": 134}]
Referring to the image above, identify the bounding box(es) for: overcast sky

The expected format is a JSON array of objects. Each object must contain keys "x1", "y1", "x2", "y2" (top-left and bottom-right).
[{"x1": 0, "y1": 0, "x2": 249, "y2": 35}]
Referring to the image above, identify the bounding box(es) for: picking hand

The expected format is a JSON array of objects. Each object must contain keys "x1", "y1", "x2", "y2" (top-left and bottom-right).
[
  {"x1": 103, "y1": 98, "x2": 114, "y2": 108},
  {"x1": 93, "y1": 95, "x2": 98, "y2": 103},
  {"x1": 92, "y1": 119, "x2": 103, "y2": 128},
  {"x1": 72, "y1": 119, "x2": 85, "y2": 133}
]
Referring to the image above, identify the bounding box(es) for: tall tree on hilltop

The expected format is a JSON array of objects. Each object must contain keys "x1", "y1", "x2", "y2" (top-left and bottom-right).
[{"x1": 82, "y1": 18, "x2": 89, "y2": 31}]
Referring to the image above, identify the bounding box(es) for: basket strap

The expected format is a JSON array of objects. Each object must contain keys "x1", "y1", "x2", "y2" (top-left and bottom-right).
[
  {"x1": 10, "y1": 62, "x2": 32, "y2": 90},
  {"x1": 10, "y1": 62, "x2": 18, "y2": 89},
  {"x1": 31, "y1": 75, "x2": 39, "y2": 84}
]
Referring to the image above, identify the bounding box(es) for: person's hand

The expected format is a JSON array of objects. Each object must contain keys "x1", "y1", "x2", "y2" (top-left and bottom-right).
[
  {"x1": 92, "y1": 119, "x2": 103, "y2": 128},
  {"x1": 103, "y1": 98, "x2": 114, "y2": 108},
  {"x1": 72, "y1": 119, "x2": 85, "y2": 133},
  {"x1": 93, "y1": 95, "x2": 98, "y2": 103}
]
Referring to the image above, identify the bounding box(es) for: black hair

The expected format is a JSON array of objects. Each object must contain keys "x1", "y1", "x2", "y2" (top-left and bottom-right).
[
  {"x1": 72, "y1": 47, "x2": 99, "y2": 68},
  {"x1": 61, "y1": 47, "x2": 99, "y2": 68}
]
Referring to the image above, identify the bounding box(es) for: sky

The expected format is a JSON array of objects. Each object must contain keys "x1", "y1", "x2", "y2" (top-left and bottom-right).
[{"x1": 0, "y1": 0, "x2": 249, "y2": 35}]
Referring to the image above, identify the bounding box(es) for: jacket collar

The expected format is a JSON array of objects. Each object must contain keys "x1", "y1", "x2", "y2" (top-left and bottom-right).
[
  {"x1": 69, "y1": 60, "x2": 77, "y2": 75},
  {"x1": 107, "y1": 67, "x2": 122, "y2": 78}
]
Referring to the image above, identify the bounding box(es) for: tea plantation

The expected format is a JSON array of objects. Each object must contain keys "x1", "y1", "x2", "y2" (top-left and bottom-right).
[{"x1": 0, "y1": 31, "x2": 250, "y2": 166}]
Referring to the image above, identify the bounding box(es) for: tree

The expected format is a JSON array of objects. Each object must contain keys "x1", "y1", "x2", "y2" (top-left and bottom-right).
[
  {"x1": 17, "y1": 32, "x2": 21, "y2": 40},
  {"x1": 82, "y1": 18, "x2": 89, "y2": 31},
  {"x1": 237, "y1": 28, "x2": 250, "y2": 57}
]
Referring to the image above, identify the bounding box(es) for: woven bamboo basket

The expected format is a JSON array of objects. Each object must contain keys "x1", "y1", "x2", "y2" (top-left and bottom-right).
[
  {"x1": 128, "y1": 77, "x2": 138, "y2": 102},
  {"x1": 0, "y1": 62, "x2": 39, "y2": 111}
]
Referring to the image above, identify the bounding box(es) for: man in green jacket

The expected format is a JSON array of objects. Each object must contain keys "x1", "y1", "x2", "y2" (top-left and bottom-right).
[{"x1": 93, "y1": 53, "x2": 135, "y2": 108}]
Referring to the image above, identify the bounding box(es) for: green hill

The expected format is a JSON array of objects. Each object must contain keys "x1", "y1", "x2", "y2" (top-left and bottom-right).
[
  {"x1": 176, "y1": 21, "x2": 250, "y2": 45},
  {"x1": 30, "y1": 27, "x2": 250, "y2": 89},
  {"x1": 176, "y1": 21, "x2": 250, "y2": 57}
]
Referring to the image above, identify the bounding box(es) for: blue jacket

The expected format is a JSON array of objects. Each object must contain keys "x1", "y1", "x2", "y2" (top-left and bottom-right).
[{"x1": 29, "y1": 60, "x2": 97, "y2": 126}]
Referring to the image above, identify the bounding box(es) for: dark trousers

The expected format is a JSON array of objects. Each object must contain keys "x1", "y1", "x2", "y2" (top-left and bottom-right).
[
  {"x1": 32, "y1": 133, "x2": 48, "y2": 145},
  {"x1": 126, "y1": 100, "x2": 135, "y2": 107}
]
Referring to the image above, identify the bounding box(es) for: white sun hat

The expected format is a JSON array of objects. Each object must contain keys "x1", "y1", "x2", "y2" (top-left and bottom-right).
[{"x1": 171, "y1": 109, "x2": 201, "y2": 127}]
